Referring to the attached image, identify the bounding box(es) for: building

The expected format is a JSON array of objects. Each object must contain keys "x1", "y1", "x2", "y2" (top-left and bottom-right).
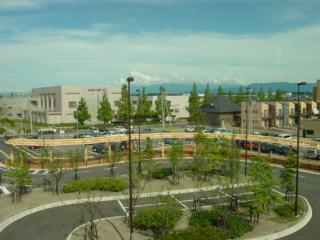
[
  {"x1": 26, "y1": 85, "x2": 121, "y2": 124},
  {"x1": 0, "y1": 96, "x2": 30, "y2": 119},
  {"x1": 313, "y1": 80, "x2": 320, "y2": 103},
  {"x1": 301, "y1": 119, "x2": 320, "y2": 138},
  {"x1": 281, "y1": 101, "x2": 295, "y2": 126},
  {"x1": 200, "y1": 96, "x2": 241, "y2": 127},
  {"x1": 241, "y1": 101, "x2": 270, "y2": 130}
]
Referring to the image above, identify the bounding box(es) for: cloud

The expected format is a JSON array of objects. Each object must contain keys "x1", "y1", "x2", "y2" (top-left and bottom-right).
[{"x1": 1, "y1": 23, "x2": 320, "y2": 90}]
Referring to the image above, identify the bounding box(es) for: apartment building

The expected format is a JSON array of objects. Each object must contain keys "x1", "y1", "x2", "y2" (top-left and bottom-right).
[
  {"x1": 241, "y1": 100, "x2": 317, "y2": 130},
  {"x1": 26, "y1": 85, "x2": 121, "y2": 124},
  {"x1": 241, "y1": 101, "x2": 270, "y2": 130},
  {"x1": 301, "y1": 119, "x2": 320, "y2": 138}
]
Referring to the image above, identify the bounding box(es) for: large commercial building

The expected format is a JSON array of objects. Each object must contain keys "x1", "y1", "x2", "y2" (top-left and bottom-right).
[
  {"x1": 26, "y1": 85, "x2": 121, "y2": 124},
  {"x1": 0, "y1": 96, "x2": 30, "y2": 119}
]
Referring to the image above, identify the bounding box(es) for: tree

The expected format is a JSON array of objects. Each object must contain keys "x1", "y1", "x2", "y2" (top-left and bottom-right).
[
  {"x1": 274, "y1": 89, "x2": 283, "y2": 101},
  {"x1": 217, "y1": 86, "x2": 224, "y2": 96},
  {"x1": 267, "y1": 88, "x2": 273, "y2": 100},
  {"x1": 186, "y1": 83, "x2": 202, "y2": 124},
  {"x1": 134, "y1": 198, "x2": 182, "y2": 239},
  {"x1": 154, "y1": 86, "x2": 171, "y2": 118},
  {"x1": 203, "y1": 83, "x2": 212, "y2": 104},
  {"x1": 74, "y1": 97, "x2": 91, "y2": 126},
  {"x1": 257, "y1": 87, "x2": 265, "y2": 101},
  {"x1": 97, "y1": 93, "x2": 113, "y2": 125},
  {"x1": 248, "y1": 157, "x2": 274, "y2": 224},
  {"x1": 167, "y1": 142, "x2": 183, "y2": 184},
  {"x1": 116, "y1": 84, "x2": 133, "y2": 121},
  {"x1": 5, "y1": 157, "x2": 31, "y2": 202},
  {"x1": 68, "y1": 150, "x2": 81, "y2": 180},
  {"x1": 143, "y1": 137, "x2": 155, "y2": 179},
  {"x1": 234, "y1": 86, "x2": 245, "y2": 104},
  {"x1": 280, "y1": 149, "x2": 296, "y2": 201},
  {"x1": 48, "y1": 159, "x2": 65, "y2": 195},
  {"x1": 136, "y1": 87, "x2": 153, "y2": 119}
]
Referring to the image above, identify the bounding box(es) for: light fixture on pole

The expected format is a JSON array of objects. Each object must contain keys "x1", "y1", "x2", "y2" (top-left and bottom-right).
[
  {"x1": 295, "y1": 81, "x2": 306, "y2": 216},
  {"x1": 245, "y1": 87, "x2": 251, "y2": 176},
  {"x1": 136, "y1": 89, "x2": 142, "y2": 175},
  {"x1": 127, "y1": 76, "x2": 134, "y2": 240}
]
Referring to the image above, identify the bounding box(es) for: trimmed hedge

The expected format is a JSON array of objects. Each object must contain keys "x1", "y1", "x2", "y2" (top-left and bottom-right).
[
  {"x1": 62, "y1": 178, "x2": 127, "y2": 193},
  {"x1": 165, "y1": 209, "x2": 253, "y2": 240},
  {"x1": 152, "y1": 167, "x2": 173, "y2": 179},
  {"x1": 274, "y1": 204, "x2": 295, "y2": 219}
]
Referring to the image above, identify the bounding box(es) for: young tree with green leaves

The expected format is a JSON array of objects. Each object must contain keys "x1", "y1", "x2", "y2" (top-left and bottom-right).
[
  {"x1": 203, "y1": 83, "x2": 212, "y2": 104},
  {"x1": 248, "y1": 157, "x2": 274, "y2": 224},
  {"x1": 267, "y1": 88, "x2": 273, "y2": 100},
  {"x1": 154, "y1": 86, "x2": 171, "y2": 118},
  {"x1": 234, "y1": 86, "x2": 245, "y2": 104},
  {"x1": 97, "y1": 93, "x2": 113, "y2": 125},
  {"x1": 217, "y1": 85, "x2": 224, "y2": 95},
  {"x1": 136, "y1": 87, "x2": 153, "y2": 119},
  {"x1": 257, "y1": 87, "x2": 265, "y2": 101},
  {"x1": 116, "y1": 84, "x2": 133, "y2": 121},
  {"x1": 280, "y1": 149, "x2": 296, "y2": 201},
  {"x1": 143, "y1": 137, "x2": 155, "y2": 179},
  {"x1": 74, "y1": 97, "x2": 91, "y2": 126},
  {"x1": 187, "y1": 83, "x2": 202, "y2": 124},
  {"x1": 274, "y1": 89, "x2": 283, "y2": 101},
  {"x1": 5, "y1": 157, "x2": 31, "y2": 201},
  {"x1": 167, "y1": 142, "x2": 183, "y2": 184},
  {"x1": 49, "y1": 158, "x2": 65, "y2": 195}
]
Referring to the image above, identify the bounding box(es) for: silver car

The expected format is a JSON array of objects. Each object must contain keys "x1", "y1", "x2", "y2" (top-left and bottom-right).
[{"x1": 306, "y1": 148, "x2": 320, "y2": 160}]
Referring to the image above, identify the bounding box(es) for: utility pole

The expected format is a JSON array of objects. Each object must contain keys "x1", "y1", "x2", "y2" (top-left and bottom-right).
[
  {"x1": 127, "y1": 76, "x2": 134, "y2": 240},
  {"x1": 136, "y1": 89, "x2": 142, "y2": 175},
  {"x1": 162, "y1": 88, "x2": 165, "y2": 130},
  {"x1": 245, "y1": 87, "x2": 251, "y2": 176}
]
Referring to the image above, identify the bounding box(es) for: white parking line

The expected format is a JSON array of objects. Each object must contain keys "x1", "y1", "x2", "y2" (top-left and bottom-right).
[
  {"x1": 170, "y1": 194, "x2": 189, "y2": 209},
  {"x1": 77, "y1": 170, "x2": 90, "y2": 174},
  {"x1": 0, "y1": 186, "x2": 10, "y2": 195},
  {"x1": 32, "y1": 170, "x2": 40, "y2": 174},
  {"x1": 43, "y1": 170, "x2": 49, "y2": 175},
  {"x1": 117, "y1": 200, "x2": 127, "y2": 215}
]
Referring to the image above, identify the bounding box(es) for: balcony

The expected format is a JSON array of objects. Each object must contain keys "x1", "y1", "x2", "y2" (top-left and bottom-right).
[{"x1": 261, "y1": 114, "x2": 271, "y2": 119}]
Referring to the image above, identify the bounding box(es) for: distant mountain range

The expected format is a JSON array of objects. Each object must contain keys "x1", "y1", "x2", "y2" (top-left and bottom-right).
[{"x1": 133, "y1": 82, "x2": 315, "y2": 94}]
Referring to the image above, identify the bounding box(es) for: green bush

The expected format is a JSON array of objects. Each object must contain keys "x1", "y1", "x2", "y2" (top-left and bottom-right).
[
  {"x1": 62, "y1": 178, "x2": 127, "y2": 193},
  {"x1": 189, "y1": 209, "x2": 253, "y2": 239},
  {"x1": 152, "y1": 167, "x2": 172, "y2": 179},
  {"x1": 274, "y1": 204, "x2": 295, "y2": 218},
  {"x1": 134, "y1": 204, "x2": 182, "y2": 238},
  {"x1": 0, "y1": 127, "x2": 5, "y2": 135}
]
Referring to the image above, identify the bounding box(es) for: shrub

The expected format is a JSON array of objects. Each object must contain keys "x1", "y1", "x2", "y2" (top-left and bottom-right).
[
  {"x1": 162, "y1": 226, "x2": 225, "y2": 240},
  {"x1": 62, "y1": 178, "x2": 127, "y2": 193},
  {"x1": 274, "y1": 204, "x2": 295, "y2": 218},
  {"x1": 152, "y1": 167, "x2": 172, "y2": 179},
  {"x1": 0, "y1": 127, "x2": 5, "y2": 135},
  {"x1": 189, "y1": 209, "x2": 253, "y2": 239},
  {"x1": 134, "y1": 204, "x2": 182, "y2": 238}
]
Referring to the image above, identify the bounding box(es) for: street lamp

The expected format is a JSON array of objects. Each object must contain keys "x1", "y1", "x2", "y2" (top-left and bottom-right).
[
  {"x1": 136, "y1": 89, "x2": 142, "y2": 175},
  {"x1": 295, "y1": 81, "x2": 306, "y2": 216},
  {"x1": 244, "y1": 87, "x2": 251, "y2": 176},
  {"x1": 127, "y1": 76, "x2": 134, "y2": 240}
]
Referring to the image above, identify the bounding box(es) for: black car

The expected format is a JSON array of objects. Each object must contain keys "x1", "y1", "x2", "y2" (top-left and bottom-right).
[{"x1": 92, "y1": 143, "x2": 107, "y2": 154}]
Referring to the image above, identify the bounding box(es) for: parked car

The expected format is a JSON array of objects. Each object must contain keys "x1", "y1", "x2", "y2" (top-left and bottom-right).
[
  {"x1": 185, "y1": 126, "x2": 195, "y2": 132},
  {"x1": 278, "y1": 133, "x2": 292, "y2": 139},
  {"x1": 114, "y1": 126, "x2": 127, "y2": 134},
  {"x1": 73, "y1": 134, "x2": 93, "y2": 138},
  {"x1": 89, "y1": 127, "x2": 100, "y2": 134},
  {"x1": 306, "y1": 148, "x2": 320, "y2": 160},
  {"x1": 38, "y1": 127, "x2": 56, "y2": 134},
  {"x1": 92, "y1": 143, "x2": 107, "y2": 154},
  {"x1": 142, "y1": 128, "x2": 152, "y2": 133}
]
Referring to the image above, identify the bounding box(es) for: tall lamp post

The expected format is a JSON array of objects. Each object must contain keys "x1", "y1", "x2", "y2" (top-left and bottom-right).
[
  {"x1": 127, "y1": 76, "x2": 134, "y2": 240},
  {"x1": 295, "y1": 81, "x2": 306, "y2": 216},
  {"x1": 244, "y1": 87, "x2": 251, "y2": 176},
  {"x1": 136, "y1": 89, "x2": 142, "y2": 175}
]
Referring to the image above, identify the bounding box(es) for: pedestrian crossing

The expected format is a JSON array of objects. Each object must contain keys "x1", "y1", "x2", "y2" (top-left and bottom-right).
[{"x1": 0, "y1": 185, "x2": 10, "y2": 195}]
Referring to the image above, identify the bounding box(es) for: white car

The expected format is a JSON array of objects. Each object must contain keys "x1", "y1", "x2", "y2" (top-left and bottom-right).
[
  {"x1": 114, "y1": 126, "x2": 127, "y2": 134},
  {"x1": 185, "y1": 126, "x2": 195, "y2": 132}
]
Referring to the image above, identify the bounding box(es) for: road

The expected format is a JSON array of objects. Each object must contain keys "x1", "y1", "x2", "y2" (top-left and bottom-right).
[{"x1": 0, "y1": 161, "x2": 319, "y2": 240}]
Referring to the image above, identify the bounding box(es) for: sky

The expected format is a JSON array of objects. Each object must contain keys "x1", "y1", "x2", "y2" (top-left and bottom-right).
[{"x1": 1, "y1": 0, "x2": 320, "y2": 91}]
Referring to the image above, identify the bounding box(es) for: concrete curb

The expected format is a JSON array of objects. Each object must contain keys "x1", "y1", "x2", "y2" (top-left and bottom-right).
[
  {"x1": 246, "y1": 195, "x2": 312, "y2": 240},
  {"x1": 0, "y1": 184, "x2": 239, "y2": 233}
]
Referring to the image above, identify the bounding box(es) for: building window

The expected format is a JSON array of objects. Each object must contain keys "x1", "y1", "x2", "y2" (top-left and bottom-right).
[
  {"x1": 306, "y1": 130, "x2": 314, "y2": 135},
  {"x1": 132, "y1": 100, "x2": 137, "y2": 105},
  {"x1": 175, "y1": 108, "x2": 179, "y2": 113},
  {"x1": 69, "y1": 101, "x2": 77, "y2": 108}
]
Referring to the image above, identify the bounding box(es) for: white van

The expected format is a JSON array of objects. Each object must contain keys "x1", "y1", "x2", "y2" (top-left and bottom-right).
[{"x1": 278, "y1": 134, "x2": 292, "y2": 139}]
